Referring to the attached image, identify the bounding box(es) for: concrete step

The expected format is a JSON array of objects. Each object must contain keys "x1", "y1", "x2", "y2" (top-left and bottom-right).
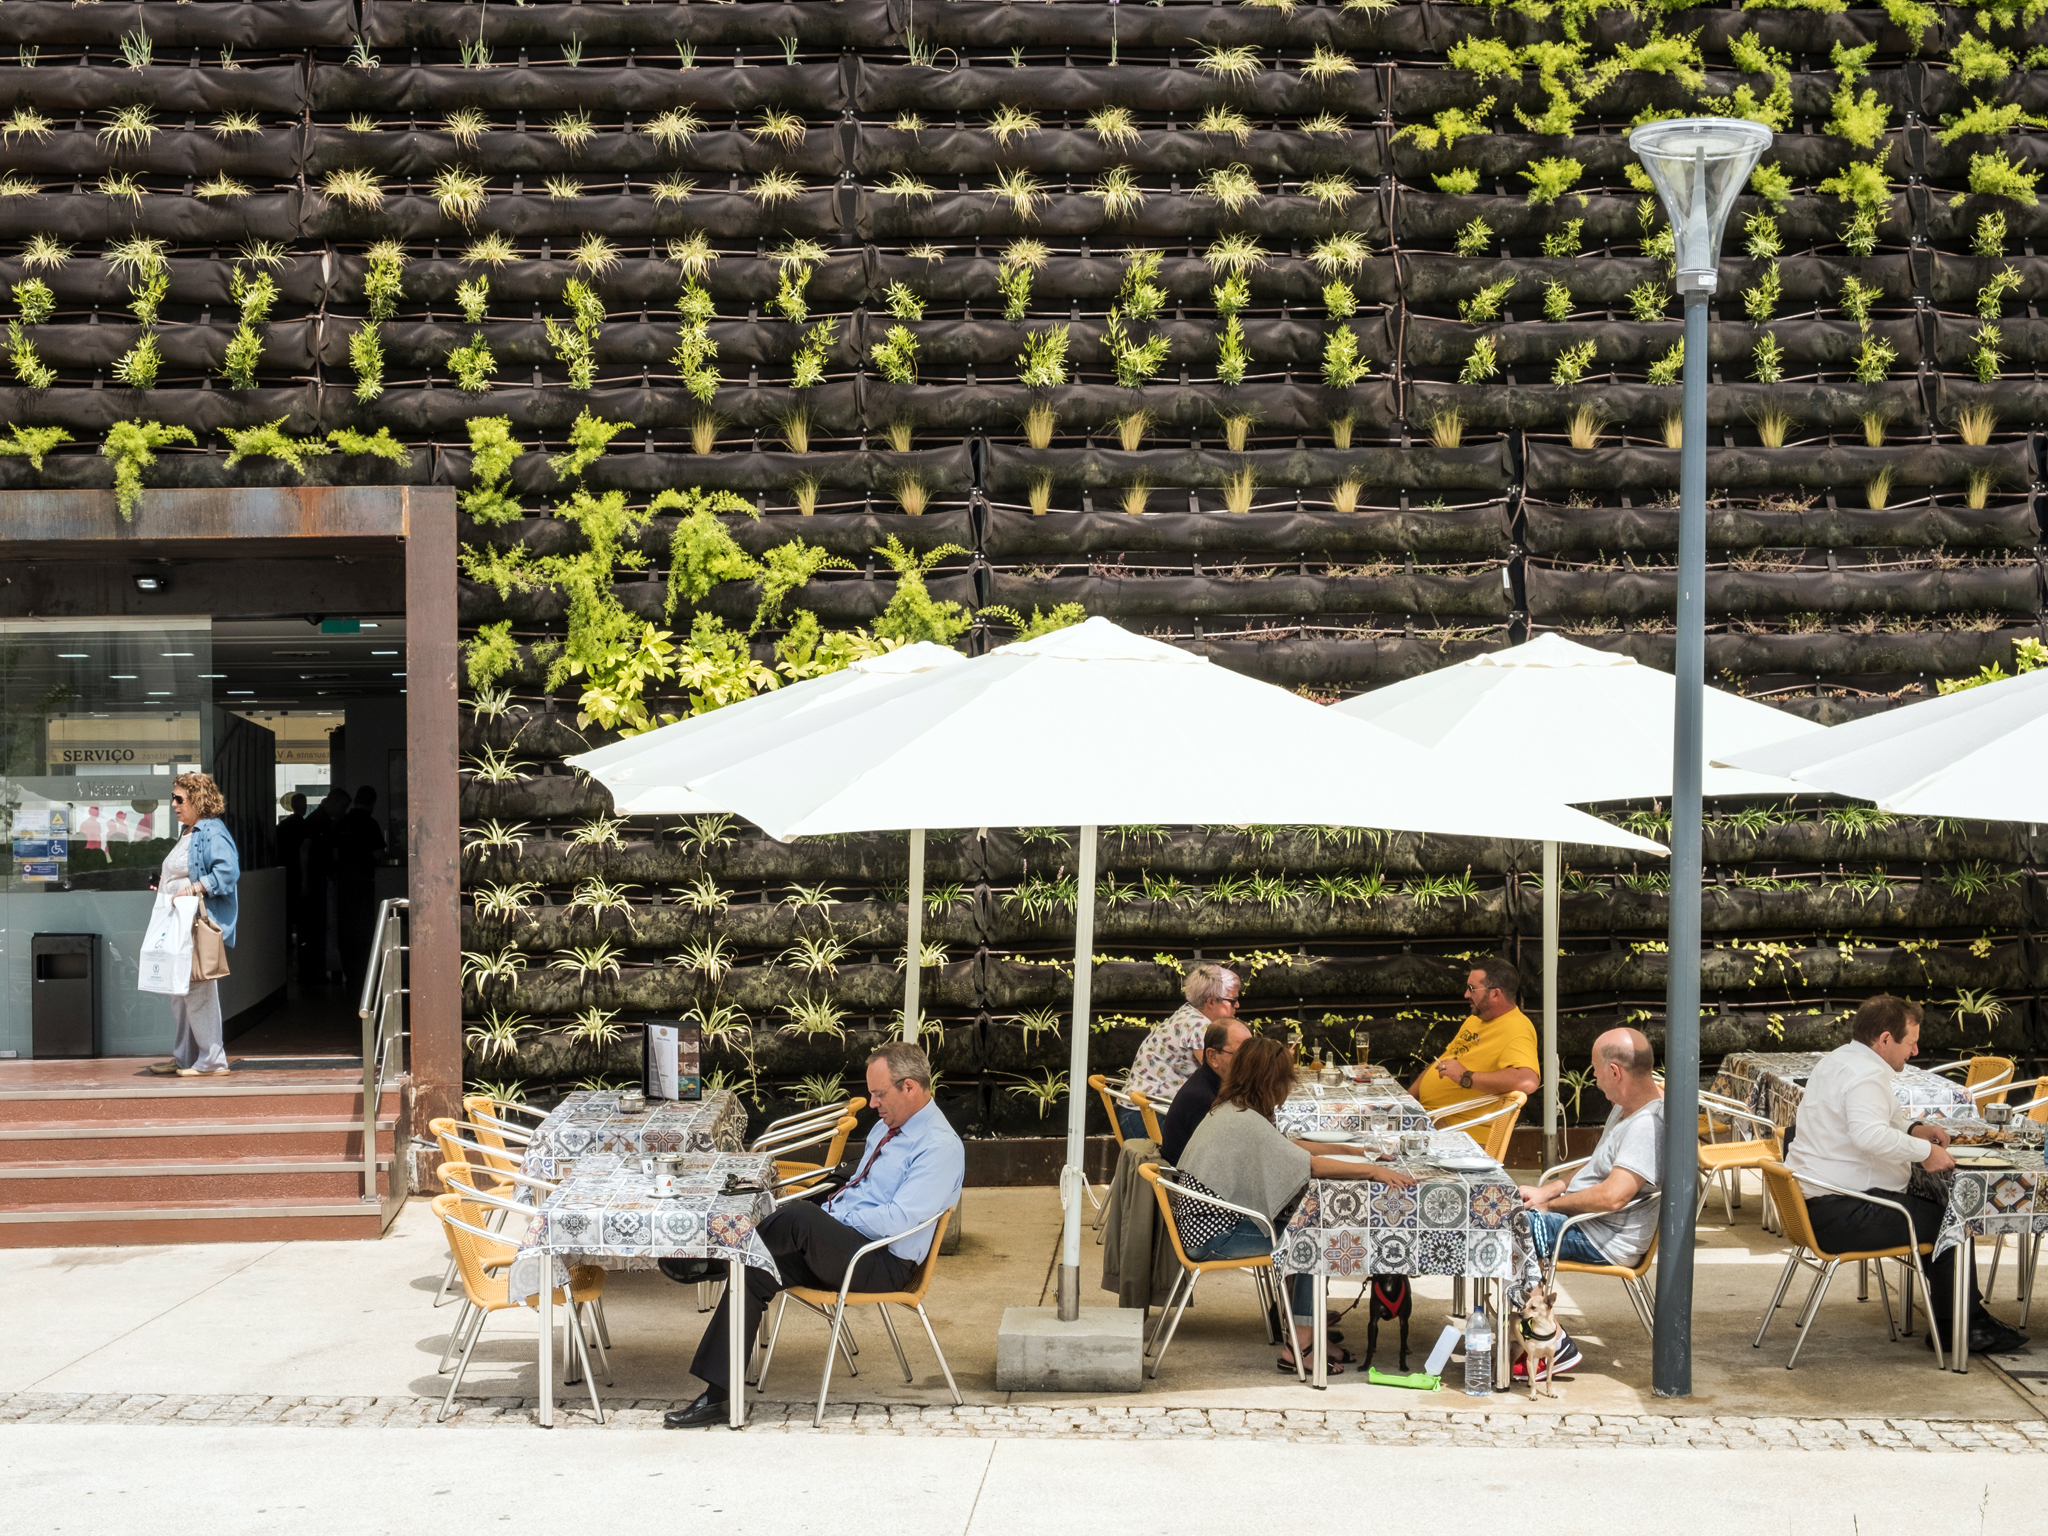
[
  {"x1": 0, "y1": 1117, "x2": 396, "y2": 1165},
  {"x1": 0, "y1": 1155, "x2": 394, "y2": 1205},
  {"x1": 0, "y1": 1084, "x2": 400, "y2": 1128},
  {"x1": 0, "y1": 1196, "x2": 391, "y2": 1248}
]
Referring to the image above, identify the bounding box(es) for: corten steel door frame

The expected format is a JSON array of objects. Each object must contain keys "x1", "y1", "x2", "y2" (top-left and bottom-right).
[{"x1": 0, "y1": 486, "x2": 463, "y2": 1133}]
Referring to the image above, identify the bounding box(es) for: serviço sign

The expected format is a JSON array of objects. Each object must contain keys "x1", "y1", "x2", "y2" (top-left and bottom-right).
[{"x1": 54, "y1": 747, "x2": 142, "y2": 764}]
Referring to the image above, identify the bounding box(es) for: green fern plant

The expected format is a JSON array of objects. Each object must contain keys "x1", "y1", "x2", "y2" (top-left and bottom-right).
[{"x1": 101, "y1": 420, "x2": 197, "y2": 520}]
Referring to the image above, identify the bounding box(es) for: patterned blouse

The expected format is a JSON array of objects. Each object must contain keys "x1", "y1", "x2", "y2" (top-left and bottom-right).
[
  {"x1": 1126, "y1": 1003, "x2": 1209, "y2": 1105},
  {"x1": 1168, "y1": 1171, "x2": 1241, "y2": 1254}
]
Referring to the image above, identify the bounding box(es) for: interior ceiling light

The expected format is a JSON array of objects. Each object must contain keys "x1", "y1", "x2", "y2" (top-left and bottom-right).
[
  {"x1": 56, "y1": 652, "x2": 88, "y2": 659},
  {"x1": 161, "y1": 651, "x2": 194, "y2": 658},
  {"x1": 108, "y1": 674, "x2": 137, "y2": 680},
  {"x1": 132, "y1": 574, "x2": 167, "y2": 592}
]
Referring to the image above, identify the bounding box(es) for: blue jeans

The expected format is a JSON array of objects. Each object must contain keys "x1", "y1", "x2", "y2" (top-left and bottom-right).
[
  {"x1": 1526, "y1": 1209, "x2": 1610, "y2": 1266},
  {"x1": 1186, "y1": 1214, "x2": 1313, "y2": 1324},
  {"x1": 1116, "y1": 1104, "x2": 1150, "y2": 1143}
]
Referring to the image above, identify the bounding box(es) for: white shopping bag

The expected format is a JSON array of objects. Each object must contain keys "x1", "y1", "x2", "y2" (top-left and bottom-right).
[{"x1": 137, "y1": 893, "x2": 199, "y2": 996}]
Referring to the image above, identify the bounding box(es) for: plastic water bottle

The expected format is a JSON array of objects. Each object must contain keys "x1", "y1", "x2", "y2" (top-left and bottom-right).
[{"x1": 1463, "y1": 1300, "x2": 1494, "y2": 1396}]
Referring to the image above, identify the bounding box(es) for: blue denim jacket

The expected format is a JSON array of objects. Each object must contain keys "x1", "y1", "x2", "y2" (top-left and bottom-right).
[{"x1": 186, "y1": 817, "x2": 240, "y2": 947}]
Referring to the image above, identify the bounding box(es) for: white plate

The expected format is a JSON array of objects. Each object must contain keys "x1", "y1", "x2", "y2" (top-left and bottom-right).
[
  {"x1": 1950, "y1": 1146, "x2": 2011, "y2": 1161},
  {"x1": 1302, "y1": 1130, "x2": 1362, "y2": 1143},
  {"x1": 1429, "y1": 1155, "x2": 1498, "y2": 1172}
]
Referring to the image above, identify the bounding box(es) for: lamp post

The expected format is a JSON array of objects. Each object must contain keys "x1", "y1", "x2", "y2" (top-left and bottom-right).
[{"x1": 1627, "y1": 117, "x2": 1772, "y2": 1399}]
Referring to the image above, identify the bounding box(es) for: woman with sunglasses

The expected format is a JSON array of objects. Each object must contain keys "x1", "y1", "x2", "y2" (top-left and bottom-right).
[{"x1": 146, "y1": 773, "x2": 241, "y2": 1078}]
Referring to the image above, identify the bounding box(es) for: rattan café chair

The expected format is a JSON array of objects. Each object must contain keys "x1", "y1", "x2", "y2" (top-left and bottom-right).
[
  {"x1": 1534, "y1": 1154, "x2": 1660, "y2": 1337},
  {"x1": 1435, "y1": 1091, "x2": 1527, "y2": 1164},
  {"x1": 1137, "y1": 1162, "x2": 1300, "y2": 1383},
  {"x1": 1754, "y1": 1161, "x2": 1944, "y2": 1371}
]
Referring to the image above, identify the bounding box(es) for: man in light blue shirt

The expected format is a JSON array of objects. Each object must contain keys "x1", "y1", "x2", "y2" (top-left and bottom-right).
[{"x1": 666, "y1": 1041, "x2": 964, "y2": 1429}]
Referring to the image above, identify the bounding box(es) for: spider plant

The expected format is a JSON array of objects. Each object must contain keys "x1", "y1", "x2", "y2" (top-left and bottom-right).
[
  {"x1": 460, "y1": 945, "x2": 528, "y2": 989},
  {"x1": 670, "y1": 935, "x2": 734, "y2": 982},
  {"x1": 1087, "y1": 106, "x2": 1141, "y2": 149},
  {"x1": 1567, "y1": 405, "x2": 1608, "y2": 450},
  {"x1": 691, "y1": 411, "x2": 724, "y2": 455},
  {"x1": 118, "y1": 25, "x2": 152, "y2": 69},
  {"x1": 1195, "y1": 43, "x2": 1263, "y2": 81},
  {"x1": 1023, "y1": 402, "x2": 1057, "y2": 449},
  {"x1": 96, "y1": 172, "x2": 146, "y2": 209},
  {"x1": 992, "y1": 167, "x2": 1048, "y2": 221},
  {"x1": 1300, "y1": 45, "x2": 1357, "y2": 81},
  {"x1": 441, "y1": 108, "x2": 488, "y2": 148},
  {"x1": 211, "y1": 111, "x2": 260, "y2": 137},
  {"x1": 1865, "y1": 468, "x2": 1892, "y2": 510},
  {"x1": 1002, "y1": 1070, "x2": 1070, "y2": 1120},
  {"x1": 780, "y1": 996, "x2": 848, "y2": 1040},
  {"x1": 464, "y1": 1008, "x2": 536, "y2": 1063},
  {"x1": 566, "y1": 814, "x2": 628, "y2": 852},
  {"x1": 1955, "y1": 405, "x2": 1996, "y2": 446},
  {"x1": 462, "y1": 233, "x2": 516, "y2": 268},
  {"x1": 348, "y1": 113, "x2": 377, "y2": 133},
  {"x1": 1426, "y1": 404, "x2": 1464, "y2": 449},
  {"x1": 561, "y1": 1007, "x2": 628, "y2": 1065},
  {"x1": 322, "y1": 168, "x2": 385, "y2": 210},
  {"x1": 1120, "y1": 479, "x2": 1152, "y2": 516},
  {"x1": 21, "y1": 236, "x2": 68, "y2": 272},
  {"x1": 462, "y1": 819, "x2": 531, "y2": 855},
  {"x1": 98, "y1": 104, "x2": 156, "y2": 151},
  {"x1": 673, "y1": 874, "x2": 732, "y2": 914},
  {"x1": 675, "y1": 813, "x2": 738, "y2": 857},
  {"x1": 2, "y1": 107, "x2": 51, "y2": 143},
  {"x1": 1330, "y1": 479, "x2": 1362, "y2": 513},
  {"x1": 777, "y1": 408, "x2": 810, "y2": 454},
  {"x1": 570, "y1": 877, "x2": 640, "y2": 918},
  {"x1": 1301, "y1": 174, "x2": 1358, "y2": 212},
  {"x1": 646, "y1": 107, "x2": 704, "y2": 151},
  {"x1": 1116, "y1": 410, "x2": 1151, "y2": 452},
  {"x1": 193, "y1": 174, "x2": 247, "y2": 201},
  {"x1": 464, "y1": 744, "x2": 531, "y2": 783},
  {"x1": 782, "y1": 933, "x2": 853, "y2": 978},
  {"x1": 752, "y1": 108, "x2": 807, "y2": 148},
  {"x1": 988, "y1": 105, "x2": 1040, "y2": 145},
  {"x1": 878, "y1": 172, "x2": 937, "y2": 204},
  {"x1": 571, "y1": 235, "x2": 621, "y2": 276},
  {"x1": 472, "y1": 880, "x2": 543, "y2": 917},
  {"x1": 666, "y1": 232, "x2": 718, "y2": 280},
  {"x1": 749, "y1": 169, "x2": 805, "y2": 205},
  {"x1": 549, "y1": 940, "x2": 625, "y2": 985},
  {"x1": 104, "y1": 236, "x2": 169, "y2": 283},
  {"x1": 1308, "y1": 233, "x2": 1371, "y2": 275},
  {"x1": 549, "y1": 109, "x2": 596, "y2": 152},
  {"x1": 894, "y1": 474, "x2": 930, "y2": 515},
  {"x1": 1220, "y1": 413, "x2": 1255, "y2": 452},
  {"x1": 784, "y1": 882, "x2": 842, "y2": 914},
  {"x1": 1195, "y1": 105, "x2": 1254, "y2": 144},
  {"x1": 545, "y1": 176, "x2": 584, "y2": 200},
  {"x1": 1027, "y1": 473, "x2": 1053, "y2": 516},
  {"x1": 1011, "y1": 1007, "x2": 1062, "y2": 1046},
  {"x1": 432, "y1": 167, "x2": 489, "y2": 224},
  {"x1": 790, "y1": 475, "x2": 820, "y2": 516},
  {"x1": 1087, "y1": 166, "x2": 1145, "y2": 219},
  {"x1": 1204, "y1": 234, "x2": 1269, "y2": 277},
  {"x1": 790, "y1": 1073, "x2": 849, "y2": 1110},
  {"x1": 1222, "y1": 467, "x2": 1256, "y2": 514}
]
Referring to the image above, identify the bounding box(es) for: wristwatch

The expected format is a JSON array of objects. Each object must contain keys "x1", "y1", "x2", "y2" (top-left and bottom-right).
[{"x1": 1459, "y1": 1069, "x2": 1474, "y2": 1089}]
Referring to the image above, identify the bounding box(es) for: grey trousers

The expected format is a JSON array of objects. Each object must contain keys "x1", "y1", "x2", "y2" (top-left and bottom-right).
[{"x1": 171, "y1": 979, "x2": 227, "y2": 1071}]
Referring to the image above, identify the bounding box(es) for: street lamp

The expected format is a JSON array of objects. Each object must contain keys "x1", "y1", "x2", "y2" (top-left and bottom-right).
[{"x1": 1627, "y1": 116, "x2": 1772, "y2": 1401}]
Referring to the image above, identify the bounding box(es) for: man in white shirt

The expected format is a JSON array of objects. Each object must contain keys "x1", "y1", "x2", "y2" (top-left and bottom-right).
[{"x1": 1787, "y1": 994, "x2": 2026, "y2": 1357}]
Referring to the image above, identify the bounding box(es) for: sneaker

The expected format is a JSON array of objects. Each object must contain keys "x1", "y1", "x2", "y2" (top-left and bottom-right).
[{"x1": 1511, "y1": 1334, "x2": 1583, "y2": 1382}]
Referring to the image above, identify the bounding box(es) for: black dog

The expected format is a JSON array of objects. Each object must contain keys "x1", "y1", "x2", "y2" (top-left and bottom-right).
[{"x1": 1362, "y1": 1275, "x2": 1413, "y2": 1371}]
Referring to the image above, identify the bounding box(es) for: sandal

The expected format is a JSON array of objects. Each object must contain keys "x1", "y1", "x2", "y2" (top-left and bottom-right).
[{"x1": 1277, "y1": 1345, "x2": 1353, "y2": 1374}]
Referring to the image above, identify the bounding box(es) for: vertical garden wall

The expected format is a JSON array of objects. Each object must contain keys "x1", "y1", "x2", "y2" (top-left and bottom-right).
[{"x1": 0, "y1": 0, "x2": 2042, "y2": 1131}]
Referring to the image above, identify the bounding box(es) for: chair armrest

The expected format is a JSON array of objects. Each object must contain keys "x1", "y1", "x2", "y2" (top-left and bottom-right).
[
  {"x1": 1925, "y1": 1060, "x2": 1973, "y2": 1080},
  {"x1": 467, "y1": 1114, "x2": 534, "y2": 1145},
  {"x1": 826, "y1": 1209, "x2": 949, "y2": 1307},
  {"x1": 1428, "y1": 1094, "x2": 1506, "y2": 1125},
  {"x1": 1696, "y1": 1101, "x2": 1781, "y2": 1137},
  {"x1": 1539, "y1": 1154, "x2": 1593, "y2": 1184},
  {"x1": 1786, "y1": 1170, "x2": 1931, "y2": 1234},
  {"x1": 1148, "y1": 1171, "x2": 1281, "y2": 1248},
  {"x1": 1541, "y1": 1193, "x2": 1661, "y2": 1285}
]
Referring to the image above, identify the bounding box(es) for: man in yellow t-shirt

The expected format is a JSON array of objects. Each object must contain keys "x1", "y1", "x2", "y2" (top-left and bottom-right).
[{"x1": 1409, "y1": 959, "x2": 1541, "y2": 1115}]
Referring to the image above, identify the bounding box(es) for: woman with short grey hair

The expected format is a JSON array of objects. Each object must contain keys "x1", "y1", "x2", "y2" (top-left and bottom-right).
[{"x1": 1121, "y1": 963, "x2": 1240, "y2": 1140}]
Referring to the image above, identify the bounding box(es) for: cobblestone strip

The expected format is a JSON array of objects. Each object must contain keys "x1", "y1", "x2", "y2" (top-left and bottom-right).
[{"x1": 2, "y1": 1393, "x2": 2046, "y2": 1448}]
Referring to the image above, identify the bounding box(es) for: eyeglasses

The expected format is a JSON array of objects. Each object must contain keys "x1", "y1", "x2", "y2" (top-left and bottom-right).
[{"x1": 171, "y1": 795, "x2": 187, "y2": 805}]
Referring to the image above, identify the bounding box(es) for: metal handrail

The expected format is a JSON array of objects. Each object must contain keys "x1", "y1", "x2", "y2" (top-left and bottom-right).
[{"x1": 358, "y1": 898, "x2": 410, "y2": 1206}]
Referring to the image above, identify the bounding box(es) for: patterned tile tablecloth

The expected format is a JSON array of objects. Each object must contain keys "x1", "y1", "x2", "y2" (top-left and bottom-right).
[
  {"x1": 520, "y1": 1089, "x2": 746, "y2": 1182},
  {"x1": 1710, "y1": 1051, "x2": 1974, "y2": 1135},
  {"x1": 506, "y1": 1151, "x2": 779, "y2": 1304},
  {"x1": 1274, "y1": 1135, "x2": 1538, "y2": 1293},
  {"x1": 1928, "y1": 1150, "x2": 2048, "y2": 1259},
  {"x1": 1276, "y1": 1082, "x2": 1435, "y2": 1137}
]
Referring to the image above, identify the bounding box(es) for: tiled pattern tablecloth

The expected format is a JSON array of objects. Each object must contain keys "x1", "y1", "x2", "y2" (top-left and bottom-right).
[
  {"x1": 507, "y1": 1151, "x2": 778, "y2": 1304},
  {"x1": 520, "y1": 1089, "x2": 746, "y2": 1181},
  {"x1": 1277, "y1": 1083, "x2": 1435, "y2": 1138},
  {"x1": 1928, "y1": 1150, "x2": 2048, "y2": 1259},
  {"x1": 1274, "y1": 1136, "x2": 1541, "y2": 1298},
  {"x1": 1710, "y1": 1052, "x2": 1975, "y2": 1136}
]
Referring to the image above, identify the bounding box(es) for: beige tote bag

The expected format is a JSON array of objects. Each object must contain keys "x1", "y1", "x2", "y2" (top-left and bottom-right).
[{"x1": 191, "y1": 905, "x2": 231, "y2": 983}]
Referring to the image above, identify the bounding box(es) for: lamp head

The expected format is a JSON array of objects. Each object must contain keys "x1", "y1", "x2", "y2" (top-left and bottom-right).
[{"x1": 1627, "y1": 117, "x2": 1774, "y2": 294}]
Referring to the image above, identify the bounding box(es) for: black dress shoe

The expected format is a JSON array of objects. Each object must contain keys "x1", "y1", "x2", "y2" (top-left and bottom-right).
[
  {"x1": 663, "y1": 1389, "x2": 729, "y2": 1429},
  {"x1": 657, "y1": 1257, "x2": 717, "y2": 1287}
]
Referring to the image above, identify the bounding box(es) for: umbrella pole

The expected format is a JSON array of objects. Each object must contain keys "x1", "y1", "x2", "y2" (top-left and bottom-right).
[
  {"x1": 1057, "y1": 824, "x2": 1099, "y2": 1322},
  {"x1": 903, "y1": 829, "x2": 925, "y2": 1042},
  {"x1": 1541, "y1": 839, "x2": 1560, "y2": 1170}
]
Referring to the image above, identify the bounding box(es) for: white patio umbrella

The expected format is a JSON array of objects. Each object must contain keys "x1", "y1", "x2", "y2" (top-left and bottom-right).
[
  {"x1": 567, "y1": 641, "x2": 967, "y2": 1032},
  {"x1": 636, "y1": 617, "x2": 1664, "y2": 1318},
  {"x1": 1333, "y1": 633, "x2": 1820, "y2": 1161},
  {"x1": 1715, "y1": 666, "x2": 2048, "y2": 822}
]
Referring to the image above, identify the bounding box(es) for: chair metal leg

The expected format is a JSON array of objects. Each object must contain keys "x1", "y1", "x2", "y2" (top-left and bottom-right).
[
  {"x1": 562, "y1": 1305, "x2": 582, "y2": 1386},
  {"x1": 878, "y1": 1304, "x2": 914, "y2": 1383},
  {"x1": 1900, "y1": 1257, "x2": 1916, "y2": 1336},
  {"x1": 1873, "y1": 1260, "x2": 1898, "y2": 1340},
  {"x1": 1785, "y1": 1260, "x2": 1840, "y2": 1369},
  {"x1": 755, "y1": 1293, "x2": 789, "y2": 1392},
  {"x1": 1254, "y1": 1269, "x2": 1279, "y2": 1345},
  {"x1": 1148, "y1": 1269, "x2": 1204, "y2": 1379},
  {"x1": 814, "y1": 1301, "x2": 849, "y2": 1428},
  {"x1": 1623, "y1": 1277, "x2": 1656, "y2": 1337},
  {"x1": 569, "y1": 1302, "x2": 605, "y2": 1425},
  {"x1": 696, "y1": 1279, "x2": 716, "y2": 1313},
  {"x1": 435, "y1": 1252, "x2": 461, "y2": 1307},
  {"x1": 1145, "y1": 1270, "x2": 1190, "y2": 1354},
  {"x1": 593, "y1": 1298, "x2": 612, "y2": 1350},
  {"x1": 1720, "y1": 1169, "x2": 1735, "y2": 1225},
  {"x1": 1754, "y1": 1250, "x2": 1805, "y2": 1348},
  {"x1": 438, "y1": 1299, "x2": 476, "y2": 1372},
  {"x1": 581, "y1": 1301, "x2": 613, "y2": 1384},
  {"x1": 1984, "y1": 1234, "x2": 2005, "y2": 1298},
  {"x1": 437, "y1": 1306, "x2": 487, "y2": 1423},
  {"x1": 1858, "y1": 1259, "x2": 1869, "y2": 1302},
  {"x1": 913, "y1": 1303, "x2": 964, "y2": 1405},
  {"x1": 2022, "y1": 1234, "x2": 2042, "y2": 1329}
]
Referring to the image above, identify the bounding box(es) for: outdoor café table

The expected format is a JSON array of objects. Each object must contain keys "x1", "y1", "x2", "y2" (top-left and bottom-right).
[
  {"x1": 1274, "y1": 1131, "x2": 1537, "y2": 1390},
  {"x1": 509, "y1": 1151, "x2": 778, "y2": 1428},
  {"x1": 519, "y1": 1089, "x2": 746, "y2": 1182},
  {"x1": 1276, "y1": 1077, "x2": 1436, "y2": 1138},
  {"x1": 1920, "y1": 1144, "x2": 2048, "y2": 1374},
  {"x1": 1710, "y1": 1050, "x2": 1974, "y2": 1136}
]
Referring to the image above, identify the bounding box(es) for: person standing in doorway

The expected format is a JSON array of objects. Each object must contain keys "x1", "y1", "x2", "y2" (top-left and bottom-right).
[
  {"x1": 145, "y1": 773, "x2": 240, "y2": 1077},
  {"x1": 298, "y1": 791, "x2": 347, "y2": 986},
  {"x1": 276, "y1": 794, "x2": 307, "y2": 962},
  {"x1": 335, "y1": 786, "x2": 386, "y2": 998}
]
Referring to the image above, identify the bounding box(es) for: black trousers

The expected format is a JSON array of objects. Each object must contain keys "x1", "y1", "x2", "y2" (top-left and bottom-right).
[
  {"x1": 1804, "y1": 1186, "x2": 1986, "y2": 1342},
  {"x1": 688, "y1": 1201, "x2": 915, "y2": 1390}
]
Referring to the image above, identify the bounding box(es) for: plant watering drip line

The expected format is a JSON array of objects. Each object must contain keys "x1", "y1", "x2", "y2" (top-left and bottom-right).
[{"x1": 1110, "y1": 0, "x2": 1120, "y2": 67}]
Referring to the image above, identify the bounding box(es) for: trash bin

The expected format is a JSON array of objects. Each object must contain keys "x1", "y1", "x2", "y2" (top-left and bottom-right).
[{"x1": 31, "y1": 933, "x2": 97, "y2": 1059}]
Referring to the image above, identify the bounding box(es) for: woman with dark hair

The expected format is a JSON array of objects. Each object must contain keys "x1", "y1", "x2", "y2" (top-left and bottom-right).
[
  {"x1": 1173, "y1": 1036, "x2": 1415, "y2": 1374},
  {"x1": 146, "y1": 771, "x2": 241, "y2": 1078}
]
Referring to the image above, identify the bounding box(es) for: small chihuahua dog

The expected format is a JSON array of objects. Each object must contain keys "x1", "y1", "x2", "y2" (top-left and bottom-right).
[{"x1": 1518, "y1": 1285, "x2": 1563, "y2": 1398}]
